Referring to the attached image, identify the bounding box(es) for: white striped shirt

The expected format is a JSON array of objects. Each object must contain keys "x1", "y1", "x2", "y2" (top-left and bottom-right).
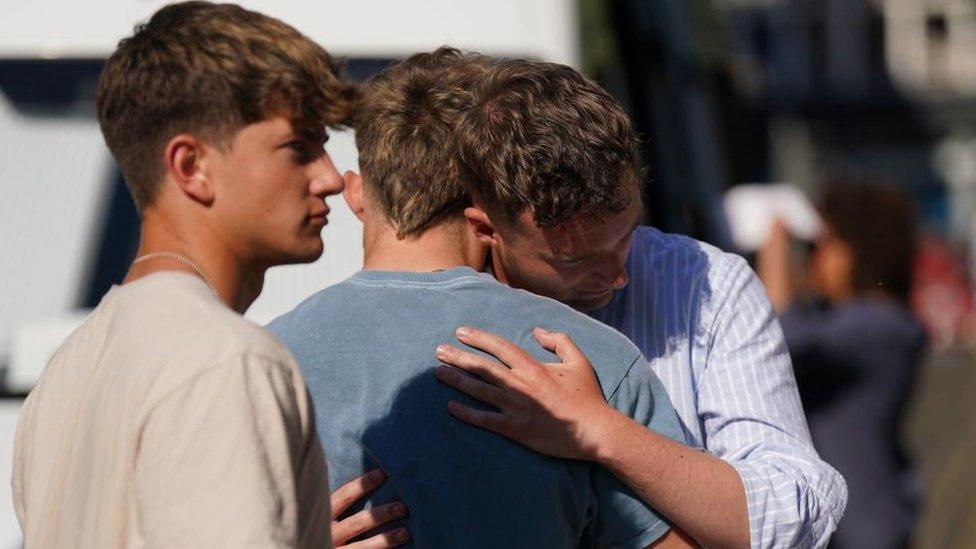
[{"x1": 589, "y1": 226, "x2": 848, "y2": 549}]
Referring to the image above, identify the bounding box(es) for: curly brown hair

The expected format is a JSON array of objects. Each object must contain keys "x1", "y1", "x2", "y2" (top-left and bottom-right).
[
  {"x1": 355, "y1": 47, "x2": 493, "y2": 238},
  {"x1": 455, "y1": 59, "x2": 641, "y2": 229},
  {"x1": 96, "y1": 1, "x2": 360, "y2": 209}
]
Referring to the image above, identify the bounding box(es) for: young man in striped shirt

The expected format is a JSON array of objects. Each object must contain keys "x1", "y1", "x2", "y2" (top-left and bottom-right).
[{"x1": 436, "y1": 58, "x2": 848, "y2": 548}]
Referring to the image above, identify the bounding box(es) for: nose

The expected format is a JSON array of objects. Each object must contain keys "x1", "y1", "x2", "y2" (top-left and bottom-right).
[{"x1": 309, "y1": 152, "x2": 344, "y2": 198}]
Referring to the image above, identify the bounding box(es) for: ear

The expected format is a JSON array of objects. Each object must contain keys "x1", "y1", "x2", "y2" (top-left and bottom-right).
[
  {"x1": 342, "y1": 170, "x2": 366, "y2": 222},
  {"x1": 164, "y1": 134, "x2": 215, "y2": 205},
  {"x1": 463, "y1": 205, "x2": 499, "y2": 247}
]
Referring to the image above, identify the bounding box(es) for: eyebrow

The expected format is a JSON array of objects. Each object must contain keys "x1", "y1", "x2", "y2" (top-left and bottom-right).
[{"x1": 275, "y1": 130, "x2": 329, "y2": 148}]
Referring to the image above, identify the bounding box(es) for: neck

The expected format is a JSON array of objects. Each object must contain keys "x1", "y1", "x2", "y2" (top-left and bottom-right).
[
  {"x1": 124, "y1": 210, "x2": 264, "y2": 313},
  {"x1": 362, "y1": 220, "x2": 485, "y2": 273},
  {"x1": 489, "y1": 248, "x2": 510, "y2": 283}
]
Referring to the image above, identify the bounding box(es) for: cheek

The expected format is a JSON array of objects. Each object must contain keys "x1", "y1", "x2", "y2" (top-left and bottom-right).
[
  {"x1": 503, "y1": 253, "x2": 559, "y2": 290},
  {"x1": 535, "y1": 264, "x2": 590, "y2": 298},
  {"x1": 257, "y1": 172, "x2": 306, "y2": 219},
  {"x1": 556, "y1": 266, "x2": 591, "y2": 286},
  {"x1": 812, "y1": 251, "x2": 833, "y2": 283},
  {"x1": 816, "y1": 248, "x2": 848, "y2": 286},
  {"x1": 833, "y1": 251, "x2": 855, "y2": 287}
]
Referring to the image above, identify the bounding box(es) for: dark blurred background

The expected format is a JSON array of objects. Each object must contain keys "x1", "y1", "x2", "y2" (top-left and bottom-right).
[{"x1": 579, "y1": 1, "x2": 976, "y2": 547}]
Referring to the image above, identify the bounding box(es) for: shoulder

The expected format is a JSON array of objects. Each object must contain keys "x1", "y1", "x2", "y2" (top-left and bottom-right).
[
  {"x1": 155, "y1": 350, "x2": 304, "y2": 407},
  {"x1": 624, "y1": 227, "x2": 753, "y2": 324},
  {"x1": 139, "y1": 350, "x2": 313, "y2": 475},
  {"x1": 112, "y1": 275, "x2": 298, "y2": 382},
  {"x1": 265, "y1": 281, "x2": 354, "y2": 346},
  {"x1": 30, "y1": 276, "x2": 306, "y2": 429},
  {"x1": 501, "y1": 282, "x2": 642, "y2": 350},
  {"x1": 494, "y1": 284, "x2": 645, "y2": 394},
  {"x1": 630, "y1": 226, "x2": 747, "y2": 285}
]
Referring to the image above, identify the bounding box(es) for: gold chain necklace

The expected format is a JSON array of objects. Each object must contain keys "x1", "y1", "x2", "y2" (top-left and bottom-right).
[{"x1": 131, "y1": 252, "x2": 217, "y2": 293}]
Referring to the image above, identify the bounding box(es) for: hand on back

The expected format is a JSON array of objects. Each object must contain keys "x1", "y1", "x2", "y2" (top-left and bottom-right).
[
  {"x1": 434, "y1": 326, "x2": 620, "y2": 461},
  {"x1": 330, "y1": 469, "x2": 410, "y2": 548}
]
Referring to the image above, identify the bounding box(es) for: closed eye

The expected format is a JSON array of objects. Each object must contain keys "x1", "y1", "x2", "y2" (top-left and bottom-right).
[{"x1": 287, "y1": 139, "x2": 327, "y2": 165}]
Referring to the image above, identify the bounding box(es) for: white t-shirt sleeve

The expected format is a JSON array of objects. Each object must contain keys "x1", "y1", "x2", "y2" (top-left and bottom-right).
[{"x1": 133, "y1": 352, "x2": 331, "y2": 548}]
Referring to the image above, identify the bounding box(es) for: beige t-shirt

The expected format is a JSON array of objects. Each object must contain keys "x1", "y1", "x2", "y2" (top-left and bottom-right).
[{"x1": 12, "y1": 272, "x2": 331, "y2": 548}]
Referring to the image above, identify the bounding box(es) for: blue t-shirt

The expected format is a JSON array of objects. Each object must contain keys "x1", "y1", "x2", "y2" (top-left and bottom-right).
[{"x1": 268, "y1": 267, "x2": 684, "y2": 548}]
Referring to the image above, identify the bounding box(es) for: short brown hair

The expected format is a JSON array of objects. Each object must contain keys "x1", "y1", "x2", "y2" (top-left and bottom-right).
[
  {"x1": 96, "y1": 1, "x2": 359, "y2": 208},
  {"x1": 456, "y1": 59, "x2": 640, "y2": 228},
  {"x1": 355, "y1": 47, "x2": 493, "y2": 238}
]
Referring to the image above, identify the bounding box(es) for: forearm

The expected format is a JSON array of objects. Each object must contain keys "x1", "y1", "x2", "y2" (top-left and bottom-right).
[
  {"x1": 434, "y1": 327, "x2": 752, "y2": 547},
  {"x1": 588, "y1": 409, "x2": 750, "y2": 549},
  {"x1": 756, "y1": 219, "x2": 794, "y2": 314}
]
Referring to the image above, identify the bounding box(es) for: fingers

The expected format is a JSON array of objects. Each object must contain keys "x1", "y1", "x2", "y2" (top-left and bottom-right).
[
  {"x1": 446, "y1": 400, "x2": 510, "y2": 434},
  {"x1": 435, "y1": 364, "x2": 510, "y2": 408},
  {"x1": 331, "y1": 469, "x2": 386, "y2": 518},
  {"x1": 455, "y1": 326, "x2": 540, "y2": 371},
  {"x1": 342, "y1": 526, "x2": 411, "y2": 548},
  {"x1": 333, "y1": 501, "x2": 408, "y2": 546},
  {"x1": 532, "y1": 328, "x2": 589, "y2": 366},
  {"x1": 436, "y1": 344, "x2": 512, "y2": 388}
]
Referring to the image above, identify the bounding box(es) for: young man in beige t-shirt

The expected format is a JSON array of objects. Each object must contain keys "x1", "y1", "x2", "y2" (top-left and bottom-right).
[{"x1": 12, "y1": 3, "x2": 406, "y2": 547}]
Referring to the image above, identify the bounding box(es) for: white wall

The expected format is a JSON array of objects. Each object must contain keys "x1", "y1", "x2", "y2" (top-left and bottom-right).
[{"x1": 0, "y1": 0, "x2": 579, "y2": 66}]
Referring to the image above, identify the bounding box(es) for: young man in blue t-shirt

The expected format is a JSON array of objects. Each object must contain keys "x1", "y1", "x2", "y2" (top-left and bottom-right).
[{"x1": 268, "y1": 48, "x2": 690, "y2": 548}]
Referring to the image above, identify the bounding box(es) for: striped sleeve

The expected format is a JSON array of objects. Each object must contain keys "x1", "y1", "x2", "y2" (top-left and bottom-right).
[{"x1": 702, "y1": 255, "x2": 848, "y2": 548}]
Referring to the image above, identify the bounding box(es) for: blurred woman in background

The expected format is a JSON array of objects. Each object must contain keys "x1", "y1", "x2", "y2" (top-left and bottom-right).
[{"x1": 759, "y1": 181, "x2": 926, "y2": 549}]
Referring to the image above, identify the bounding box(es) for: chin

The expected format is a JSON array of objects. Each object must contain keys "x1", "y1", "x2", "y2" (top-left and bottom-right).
[
  {"x1": 271, "y1": 239, "x2": 324, "y2": 266},
  {"x1": 295, "y1": 242, "x2": 325, "y2": 263}
]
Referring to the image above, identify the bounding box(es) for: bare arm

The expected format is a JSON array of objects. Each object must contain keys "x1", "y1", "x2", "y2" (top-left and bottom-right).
[
  {"x1": 330, "y1": 469, "x2": 410, "y2": 548},
  {"x1": 435, "y1": 327, "x2": 747, "y2": 549},
  {"x1": 756, "y1": 218, "x2": 795, "y2": 313},
  {"x1": 594, "y1": 404, "x2": 748, "y2": 549}
]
